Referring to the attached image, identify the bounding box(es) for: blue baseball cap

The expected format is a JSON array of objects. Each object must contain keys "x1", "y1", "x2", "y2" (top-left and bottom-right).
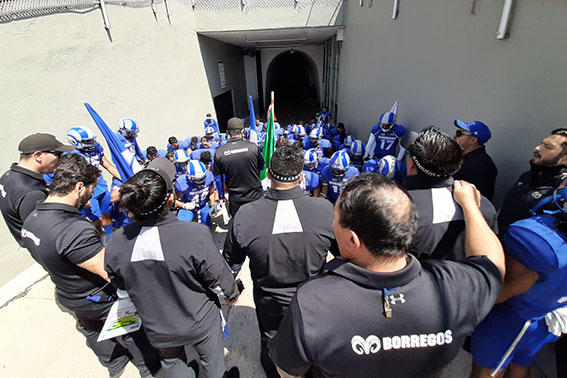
[{"x1": 454, "y1": 120, "x2": 491, "y2": 144}]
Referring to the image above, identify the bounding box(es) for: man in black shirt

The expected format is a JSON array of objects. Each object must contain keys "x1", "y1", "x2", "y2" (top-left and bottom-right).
[
  {"x1": 223, "y1": 146, "x2": 338, "y2": 378},
  {"x1": 0, "y1": 133, "x2": 73, "y2": 246},
  {"x1": 21, "y1": 154, "x2": 158, "y2": 377},
  {"x1": 214, "y1": 117, "x2": 264, "y2": 216},
  {"x1": 452, "y1": 120, "x2": 498, "y2": 201},
  {"x1": 269, "y1": 174, "x2": 504, "y2": 378},
  {"x1": 498, "y1": 128, "x2": 567, "y2": 236},
  {"x1": 403, "y1": 126, "x2": 497, "y2": 261}
]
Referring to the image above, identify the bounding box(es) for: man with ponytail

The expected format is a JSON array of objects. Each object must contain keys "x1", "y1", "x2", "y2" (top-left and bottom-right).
[{"x1": 105, "y1": 157, "x2": 240, "y2": 378}]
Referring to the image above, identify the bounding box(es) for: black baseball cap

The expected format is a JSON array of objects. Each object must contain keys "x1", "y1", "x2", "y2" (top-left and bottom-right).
[
  {"x1": 18, "y1": 133, "x2": 75, "y2": 155},
  {"x1": 144, "y1": 157, "x2": 176, "y2": 191},
  {"x1": 227, "y1": 117, "x2": 244, "y2": 131}
]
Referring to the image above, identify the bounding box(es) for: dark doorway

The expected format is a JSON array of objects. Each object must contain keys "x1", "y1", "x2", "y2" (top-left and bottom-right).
[
  {"x1": 265, "y1": 50, "x2": 320, "y2": 125},
  {"x1": 213, "y1": 90, "x2": 234, "y2": 133}
]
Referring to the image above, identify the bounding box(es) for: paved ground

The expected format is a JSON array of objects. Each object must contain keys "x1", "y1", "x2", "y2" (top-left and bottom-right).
[{"x1": 0, "y1": 225, "x2": 554, "y2": 377}]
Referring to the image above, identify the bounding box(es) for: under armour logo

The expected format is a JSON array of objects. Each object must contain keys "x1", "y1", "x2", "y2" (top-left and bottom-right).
[
  {"x1": 389, "y1": 294, "x2": 406, "y2": 305},
  {"x1": 351, "y1": 335, "x2": 381, "y2": 355}
]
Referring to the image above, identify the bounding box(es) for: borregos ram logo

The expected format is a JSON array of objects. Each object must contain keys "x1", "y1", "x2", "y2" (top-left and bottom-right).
[{"x1": 351, "y1": 330, "x2": 453, "y2": 355}]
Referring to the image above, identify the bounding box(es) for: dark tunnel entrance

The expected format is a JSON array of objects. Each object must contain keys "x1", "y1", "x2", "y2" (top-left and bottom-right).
[{"x1": 265, "y1": 50, "x2": 320, "y2": 125}]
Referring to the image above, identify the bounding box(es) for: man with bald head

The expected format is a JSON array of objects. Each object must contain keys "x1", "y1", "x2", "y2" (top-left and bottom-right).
[{"x1": 269, "y1": 173, "x2": 504, "y2": 378}]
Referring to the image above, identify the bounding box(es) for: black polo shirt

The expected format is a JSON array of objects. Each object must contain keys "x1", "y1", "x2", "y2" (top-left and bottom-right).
[
  {"x1": 213, "y1": 137, "x2": 264, "y2": 203},
  {"x1": 452, "y1": 146, "x2": 498, "y2": 201},
  {"x1": 223, "y1": 186, "x2": 339, "y2": 316},
  {"x1": 269, "y1": 255, "x2": 502, "y2": 378},
  {"x1": 105, "y1": 213, "x2": 239, "y2": 348},
  {"x1": 498, "y1": 165, "x2": 567, "y2": 237},
  {"x1": 403, "y1": 175, "x2": 497, "y2": 261},
  {"x1": 21, "y1": 202, "x2": 106, "y2": 309},
  {"x1": 0, "y1": 164, "x2": 49, "y2": 246}
]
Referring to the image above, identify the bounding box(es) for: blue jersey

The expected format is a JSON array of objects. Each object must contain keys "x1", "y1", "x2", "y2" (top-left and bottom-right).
[
  {"x1": 370, "y1": 124, "x2": 406, "y2": 158},
  {"x1": 116, "y1": 132, "x2": 145, "y2": 161},
  {"x1": 319, "y1": 111, "x2": 332, "y2": 123},
  {"x1": 301, "y1": 170, "x2": 321, "y2": 195},
  {"x1": 204, "y1": 119, "x2": 219, "y2": 133},
  {"x1": 74, "y1": 144, "x2": 107, "y2": 188},
  {"x1": 174, "y1": 171, "x2": 215, "y2": 209},
  {"x1": 321, "y1": 166, "x2": 360, "y2": 204},
  {"x1": 502, "y1": 215, "x2": 567, "y2": 319}
]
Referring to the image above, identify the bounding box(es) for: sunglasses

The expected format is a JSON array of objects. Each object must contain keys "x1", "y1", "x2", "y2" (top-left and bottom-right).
[
  {"x1": 455, "y1": 130, "x2": 472, "y2": 138},
  {"x1": 43, "y1": 150, "x2": 63, "y2": 158}
]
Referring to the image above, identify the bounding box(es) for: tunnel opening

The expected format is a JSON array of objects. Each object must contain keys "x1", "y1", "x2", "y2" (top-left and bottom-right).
[{"x1": 265, "y1": 50, "x2": 320, "y2": 125}]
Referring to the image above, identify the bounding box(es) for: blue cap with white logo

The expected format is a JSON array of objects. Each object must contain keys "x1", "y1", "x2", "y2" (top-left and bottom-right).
[{"x1": 454, "y1": 120, "x2": 491, "y2": 144}]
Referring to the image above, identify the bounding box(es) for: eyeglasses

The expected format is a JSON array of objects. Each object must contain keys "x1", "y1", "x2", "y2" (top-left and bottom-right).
[
  {"x1": 43, "y1": 150, "x2": 63, "y2": 158},
  {"x1": 455, "y1": 130, "x2": 472, "y2": 138}
]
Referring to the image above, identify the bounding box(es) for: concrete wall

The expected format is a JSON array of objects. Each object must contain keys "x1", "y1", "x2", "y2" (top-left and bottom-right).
[
  {"x1": 0, "y1": 0, "x2": 215, "y2": 285},
  {"x1": 198, "y1": 35, "x2": 248, "y2": 119},
  {"x1": 338, "y1": 0, "x2": 567, "y2": 206}
]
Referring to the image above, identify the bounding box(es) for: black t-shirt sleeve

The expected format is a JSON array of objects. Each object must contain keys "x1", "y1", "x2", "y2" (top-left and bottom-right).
[
  {"x1": 222, "y1": 214, "x2": 247, "y2": 267},
  {"x1": 104, "y1": 235, "x2": 127, "y2": 290},
  {"x1": 425, "y1": 256, "x2": 503, "y2": 329},
  {"x1": 58, "y1": 222, "x2": 103, "y2": 265},
  {"x1": 269, "y1": 294, "x2": 312, "y2": 376},
  {"x1": 17, "y1": 190, "x2": 47, "y2": 222},
  {"x1": 213, "y1": 152, "x2": 222, "y2": 176},
  {"x1": 193, "y1": 229, "x2": 239, "y2": 300}
]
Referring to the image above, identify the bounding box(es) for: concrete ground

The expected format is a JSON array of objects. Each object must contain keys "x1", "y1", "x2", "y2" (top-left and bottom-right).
[{"x1": 0, "y1": 225, "x2": 553, "y2": 378}]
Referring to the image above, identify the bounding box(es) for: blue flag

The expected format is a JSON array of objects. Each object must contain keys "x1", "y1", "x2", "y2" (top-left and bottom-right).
[
  {"x1": 84, "y1": 103, "x2": 142, "y2": 182},
  {"x1": 249, "y1": 95, "x2": 258, "y2": 145}
]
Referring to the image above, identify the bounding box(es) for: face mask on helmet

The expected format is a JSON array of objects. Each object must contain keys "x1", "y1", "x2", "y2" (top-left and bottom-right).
[
  {"x1": 330, "y1": 151, "x2": 350, "y2": 177},
  {"x1": 188, "y1": 161, "x2": 207, "y2": 187},
  {"x1": 119, "y1": 117, "x2": 139, "y2": 138},
  {"x1": 67, "y1": 126, "x2": 97, "y2": 152},
  {"x1": 304, "y1": 150, "x2": 319, "y2": 170}
]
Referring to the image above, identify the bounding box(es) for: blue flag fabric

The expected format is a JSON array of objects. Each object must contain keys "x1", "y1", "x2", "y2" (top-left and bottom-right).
[
  {"x1": 84, "y1": 103, "x2": 142, "y2": 182},
  {"x1": 249, "y1": 95, "x2": 258, "y2": 145}
]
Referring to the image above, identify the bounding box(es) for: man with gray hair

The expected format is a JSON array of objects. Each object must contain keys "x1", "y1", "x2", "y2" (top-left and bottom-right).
[
  {"x1": 403, "y1": 126, "x2": 497, "y2": 261},
  {"x1": 223, "y1": 146, "x2": 338, "y2": 378}
]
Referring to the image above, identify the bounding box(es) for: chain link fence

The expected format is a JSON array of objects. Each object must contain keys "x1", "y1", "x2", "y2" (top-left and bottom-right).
[
  {"x1": 192, "y1": 0, "x2": 341, "y2": 12},
  {"x1": 1, "y1": 0, "x2": 341, "y2": 22}
]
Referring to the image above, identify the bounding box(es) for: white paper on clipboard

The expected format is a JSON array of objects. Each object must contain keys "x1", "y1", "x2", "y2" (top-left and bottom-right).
[{"x1": 97, "y1": 298, "x2": 142, "y2": 342}]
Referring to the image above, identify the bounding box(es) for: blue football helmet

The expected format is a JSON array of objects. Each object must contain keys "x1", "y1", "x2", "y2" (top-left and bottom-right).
[
  {"x1": 118, "y1": 117, "x2": 139, "y2": 138},
  {"x1": 377, "y1": 155, "x2": 397, "y2": 179},
  {"x1": 350, "y1": 140, "x2": 365, "y2": 157},
  {"x1": 330, "y1": 150, "x2": 350, "y2": 176},
  {"x1": 188, "y1": 160, "x2": 207, "y2": 187},
  {"x1": 66, "y1": 126, "x2": 97, "y2": 151},
  {"x1": 204, "y1": 126, "x2": 215, "y2": 136},
  {"x1": 343, "y1": 135, "x2": 355, "y2": 148},
  {"x1": 304, "y1": 149, "x2": 319, "y2": 170},
  {"x1": 379, "y1": 112, "x2": 396, "y2": 131}
]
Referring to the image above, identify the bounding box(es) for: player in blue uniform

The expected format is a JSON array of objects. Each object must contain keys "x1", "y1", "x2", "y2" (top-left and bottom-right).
[
  {"x1": 116, "y1": 117, "x2": 145, "y2": 162},
  {"x1": 318, "y1": 106, "x2": 332, "y2": 124},
  {"x1": 364, "y1": 111, "x2": 406, "y2": 160},
  {"x1": 173, "y1": 149, "x2": 190, "y2": 179},
  {"x1": 320, "y1": 150, "x2": 359, "y2": 204},
  {"x1": 303, "y1": 128, "x2": 332, "y2": 160},
  {"x1": 301, "y1": 149, "x2": 322, "y2": 197},
  {"x1": 470, "y1": 187, "x2": 567, "y2": 378},
  {"x1": 166, "y1": 136, "x2": 189, "y2": 152},
  {"x1": 348, "y1": 140, "x2": 365, "y2": 171},
  {"x1": 66, "y1": 126, "x2": 122, "y2": 238},
  {"x1": 175, "y1": 160, "x2": 216, "y2": 226},
  {"x1": 204, "y1": 113, "x2": 219, "y2": 133}
]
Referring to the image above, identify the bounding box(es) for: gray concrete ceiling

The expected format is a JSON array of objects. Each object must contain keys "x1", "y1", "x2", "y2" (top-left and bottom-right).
[{"x1": 199, "y1": 26, "x2": 343, "y2": 49}]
